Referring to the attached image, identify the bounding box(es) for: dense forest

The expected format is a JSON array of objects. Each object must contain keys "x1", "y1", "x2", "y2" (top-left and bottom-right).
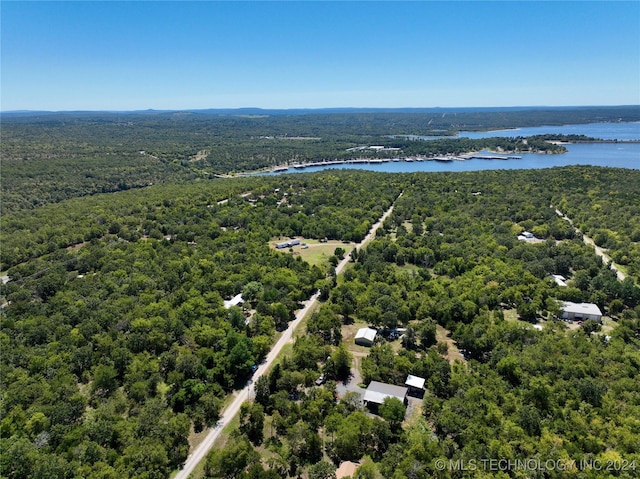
[
  {"x1": 2, "y1": 106, "x2": 638, "y2": 215},
  {"x1": 202, "y1": 168, "x2": 640, "y2": 479},
  {"x1": 1, "y1": 165, "x2": 639, "y2": 478}
]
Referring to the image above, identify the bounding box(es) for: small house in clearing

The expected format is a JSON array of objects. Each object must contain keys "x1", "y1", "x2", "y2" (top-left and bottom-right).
[
  {"x1": 355, "y1": 327, "x2": 377, "y2": 347},
  {"x1": 560, "y1": 301, "x2": 603, "y2": 322},
  {"x1": 517, "y1": 231, "x2": 542, "y2": 242}
]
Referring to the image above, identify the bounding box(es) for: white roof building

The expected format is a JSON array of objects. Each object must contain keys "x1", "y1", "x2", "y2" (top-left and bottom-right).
[
  {"x1": 355, "y1": 327, "x2": 377, "y2": 347},
  {"x1": 223, "y1": 293, "x2": 244, "y2": 309},
  {"x1": 363, "y1": 381, "x2": 408, "y2": 405},
  {"x1": 518, "y1": 231, "x2": 542, "y2": 242},
  {"x1": 560, "y1": 301, "x2": 603, "y2": 321},
  {"x1": 405, "y1": 375, "x2": 426, "y2": 390},
  {"x1": 551, "y1": 274, "x2": 568, "y2": 287}
]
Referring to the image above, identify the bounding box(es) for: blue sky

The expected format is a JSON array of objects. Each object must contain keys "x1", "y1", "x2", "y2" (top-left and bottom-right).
[{"x1": 2, "y1": 1, "x2": 639, "y2": 110}]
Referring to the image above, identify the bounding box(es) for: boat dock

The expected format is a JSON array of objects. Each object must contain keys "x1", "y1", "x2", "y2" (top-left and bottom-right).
[{"x1": 272, "y1": 153, "x2": 522, "y2": 172}]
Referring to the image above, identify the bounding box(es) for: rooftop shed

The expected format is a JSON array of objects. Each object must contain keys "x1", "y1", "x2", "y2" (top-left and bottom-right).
[
  {"x1": 355, "y1": 327, "x2": 377, "y2": 347},
  {"x1": 405, "y1": 374, "x2": 426, "y2": 390}
]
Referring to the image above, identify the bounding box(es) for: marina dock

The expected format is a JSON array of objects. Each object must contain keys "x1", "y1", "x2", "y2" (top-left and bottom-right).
[{"x1": 272, "y1": 153, "x2": 521, "y2": 172}]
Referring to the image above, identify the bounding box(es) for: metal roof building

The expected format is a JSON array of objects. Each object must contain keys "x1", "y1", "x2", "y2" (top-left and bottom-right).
[
  {"x1": 405, "y1": 375, "x2": 426, "y2": 390},
  {"x1": 355, "y1": 327, "x2": 377, "y2": 347},
  {"x1": 560, "y1": 301, "x2": 603, "y2": 321},
  {"x1": 223, "y1": 293, "x2": 244, "y2": 309},
  {"x1": 363, "y1": 381, "x2": 408, "y2": 405},
  {"x1": 405, "y1": 374, "x2": 426, "y2": 398}
]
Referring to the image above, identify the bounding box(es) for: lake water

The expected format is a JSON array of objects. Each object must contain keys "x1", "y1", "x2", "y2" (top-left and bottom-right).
[
  {"x1": 263, "y1": 122, "x2": 639, "y2": 175},
  {"x1": 458, "y1": 121, "x2": 640, "y2": 141}
]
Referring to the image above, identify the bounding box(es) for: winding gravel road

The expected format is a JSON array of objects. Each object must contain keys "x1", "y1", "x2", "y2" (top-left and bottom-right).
[{"x1": 554, "y1": 207, "x2": 626, "y2": 281}]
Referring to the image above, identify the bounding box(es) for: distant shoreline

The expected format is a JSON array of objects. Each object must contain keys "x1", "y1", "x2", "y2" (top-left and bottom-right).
[
  {"x1": 236, "y1": 137, "x2": 640, "y2": 176},
  {"x1": 241, "y1": 150, "x2": 532, "y2": 176}
]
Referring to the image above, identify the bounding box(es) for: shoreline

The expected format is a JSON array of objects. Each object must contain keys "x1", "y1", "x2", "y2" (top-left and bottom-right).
[
  {"x1": 233, "y1": 139, "x2": 639, "y2": 176},
  {"x1": 238, "y1": 150, "x2": 542, "y2": 176}
]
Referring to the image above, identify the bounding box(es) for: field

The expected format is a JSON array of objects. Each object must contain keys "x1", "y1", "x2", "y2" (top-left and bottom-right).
[
  {"x1": 435, "y1": 324, "x2": 466, "y2": 365},
  {"x1": 270, "y1": 238, "x2": 354, "y2": 268}
]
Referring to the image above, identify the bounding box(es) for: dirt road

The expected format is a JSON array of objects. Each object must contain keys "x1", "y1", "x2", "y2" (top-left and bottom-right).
[
  {"x1": 554, "y1": 207, "x2": 626, "y2": 281},
  {"x1": 174, "y1": 192, "x2": 402, "y2": 479}
]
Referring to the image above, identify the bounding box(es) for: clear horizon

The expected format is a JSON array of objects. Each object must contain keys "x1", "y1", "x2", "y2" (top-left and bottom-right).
[
  {"x1": 2, "y1": 1, "x2": 639, "y2": 111},
  {"x1": 3, "y1": 105, "x2": 640, "y2": 114}
]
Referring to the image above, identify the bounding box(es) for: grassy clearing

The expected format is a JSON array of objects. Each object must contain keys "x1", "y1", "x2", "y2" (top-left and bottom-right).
[
  {"x1": 502, "y1": 308, "x2": 542, "y2": 328},
  {"x1": 600, "y1": 316, "x2": 617, "y2": 334},
  {"x1": 394, "y1": 263, "x2": 423, "y2": 276},
  {"x1": 341, "y1": 321, "x2": 371, "y2": 355},
  {"x1": 435, "y1": 324, "x2": 466, "y2": 365},
  {"x1": 503, "y1": 309, "x2": 519, "y2": 322},
  {"x1": 269, "y1": 237, "x2": 354, "y2": 268}
]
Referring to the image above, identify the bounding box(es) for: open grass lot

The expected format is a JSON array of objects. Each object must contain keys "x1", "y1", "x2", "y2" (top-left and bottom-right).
[
  {"x1": 600, "y1": 316, "x2": 617, "y2": 334},
  {"x1": 341, "y1": 322, "x2": 372, "y2": 355},
  {"x1": 435, "y1": 324, "x2": 467, "y2": 365},
  {"x1": 269, "y1": 237, "x2": 354, "y2": 268}
]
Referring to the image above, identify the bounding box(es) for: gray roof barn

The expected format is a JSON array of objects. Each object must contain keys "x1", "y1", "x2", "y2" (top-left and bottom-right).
[
  {"x1": 363, "y1": 381, "x2": 408, "y2": 405},
  {"x1": 355, "y1": 327, "x2": 377, "y2": 347}
]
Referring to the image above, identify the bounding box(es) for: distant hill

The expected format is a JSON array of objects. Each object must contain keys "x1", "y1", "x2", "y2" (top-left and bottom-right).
[{"x1": 2, "y1": 104, "x2": 639, "y2": 118}]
